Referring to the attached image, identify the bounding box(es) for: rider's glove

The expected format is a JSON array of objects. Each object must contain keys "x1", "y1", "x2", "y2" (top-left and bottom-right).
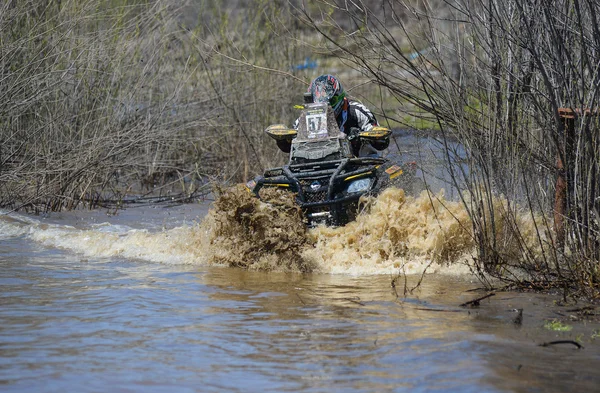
[{"x1": 347, "y1": 127, "x2": 360, "y2": 141}]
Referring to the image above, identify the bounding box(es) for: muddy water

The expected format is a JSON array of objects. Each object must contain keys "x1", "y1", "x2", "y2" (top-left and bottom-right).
[{"x1": 1, "y1": 197, "x2": 599, "y2": 392}]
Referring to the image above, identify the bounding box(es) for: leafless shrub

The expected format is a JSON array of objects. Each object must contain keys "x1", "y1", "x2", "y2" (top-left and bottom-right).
[
  {"x1": 295, "y1": 0, "x2": 599, "y2": 297},
  {"x1": 0, "y1": 0, "x2": 306, "y2": 213},
  {"x1": 0, "y1": 0, "x2": 199, "y2": 211},
  {"x1": 183, "y1": 0, "x2": 310, "y2": 182}
]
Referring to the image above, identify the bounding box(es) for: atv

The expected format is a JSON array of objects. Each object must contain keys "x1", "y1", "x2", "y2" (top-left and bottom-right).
[{"x1": 247, "y1": 94, "x2": 413, "y2": 227}]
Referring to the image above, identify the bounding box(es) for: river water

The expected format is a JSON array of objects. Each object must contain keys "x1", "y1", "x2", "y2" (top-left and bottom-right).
[{"x1": 1, "y1": 198, "x2": 599, "y2": 393}]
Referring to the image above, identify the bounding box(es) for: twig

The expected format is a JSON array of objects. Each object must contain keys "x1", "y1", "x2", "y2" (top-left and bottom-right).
[
  {"x1": 566, "y1": 306, "x2": 596, "y2": 313},
  {"x1": 512, "y1": 308, "x2": 523, "y2": 325},
  {"x1": 539, "y1": 340, "x2": 584, "y2": 349},
  {"x1": 343, "y1": 297, "x2": 365, "y2": 306},
  {"x1": 460, "y1": 293, "x2": 495, "y2": 307},
  {"x1": 413, "y1": 307, "x2": 463, "y2": 313}
]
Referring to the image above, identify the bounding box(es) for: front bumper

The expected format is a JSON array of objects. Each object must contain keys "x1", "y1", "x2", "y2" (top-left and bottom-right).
[{"x1": 249, "y1": 157, "x2": 386, "y2": 226}]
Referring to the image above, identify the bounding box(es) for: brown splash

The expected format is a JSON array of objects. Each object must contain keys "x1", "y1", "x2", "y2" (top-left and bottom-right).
[
  {"x1": 303, "y1": 188, "x2": 475, "y2": 274},
  {"x1": 196, "y1": 185, "x2": 548, "y2": 276},
  {"x1": 202, "y1": 185, "x2": 315, "y2": 272}
]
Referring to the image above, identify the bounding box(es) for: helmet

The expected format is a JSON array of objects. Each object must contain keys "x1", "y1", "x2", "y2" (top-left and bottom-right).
[{"x1": 309, "y1": 74, "x2": 346, "y2": 116}]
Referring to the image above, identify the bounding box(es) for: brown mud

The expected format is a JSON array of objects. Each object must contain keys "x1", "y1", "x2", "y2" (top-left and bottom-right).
[
  {"x1": 204, "y1": 185, "x2": 313, "y2": 272},
  {"x1": 199, "y1": 185, "x2": 548, "y2": 277}
]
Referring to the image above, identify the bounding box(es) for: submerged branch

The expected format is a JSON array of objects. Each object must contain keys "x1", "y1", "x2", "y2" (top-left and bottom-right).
[{"x1": 460, "y1": 293, "x2": 496, "y2": 307}]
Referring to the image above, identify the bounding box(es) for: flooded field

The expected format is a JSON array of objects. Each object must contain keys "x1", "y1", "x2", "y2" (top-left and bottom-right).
[{"x1": 1, "y1": 198, "x2": 599, "y2": 392}]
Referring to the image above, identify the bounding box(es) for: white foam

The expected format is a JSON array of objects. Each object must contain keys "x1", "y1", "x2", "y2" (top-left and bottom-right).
[{"x1": 1, "y1": 186, "x2": 546, "y2": 278}]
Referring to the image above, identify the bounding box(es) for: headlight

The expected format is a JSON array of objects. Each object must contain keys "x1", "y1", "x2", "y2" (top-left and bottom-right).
[{"x1": 347, "y1": 178, "x2": 371, "y2": 193}]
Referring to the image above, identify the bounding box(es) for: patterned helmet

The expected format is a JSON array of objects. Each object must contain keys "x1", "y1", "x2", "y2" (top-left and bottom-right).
[{"x1": 309, "y1": 74, "x2": 346, "y2": 116}]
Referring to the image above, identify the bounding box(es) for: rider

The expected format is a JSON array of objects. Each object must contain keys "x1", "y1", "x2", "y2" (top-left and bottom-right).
[{"x1": 294, "y1": 74, "x2": 389, "y2": 157}]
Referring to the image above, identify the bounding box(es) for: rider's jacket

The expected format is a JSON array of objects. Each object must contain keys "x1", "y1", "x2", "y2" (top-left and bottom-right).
[{"x1": 338, "y1": 99, "x2": 378, "y2": 135}]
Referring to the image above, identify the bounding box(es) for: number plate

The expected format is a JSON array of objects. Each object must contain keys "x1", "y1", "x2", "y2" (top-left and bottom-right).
[{"x1": 305, "y1": 109, "x2": 328, "y2": 139}]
